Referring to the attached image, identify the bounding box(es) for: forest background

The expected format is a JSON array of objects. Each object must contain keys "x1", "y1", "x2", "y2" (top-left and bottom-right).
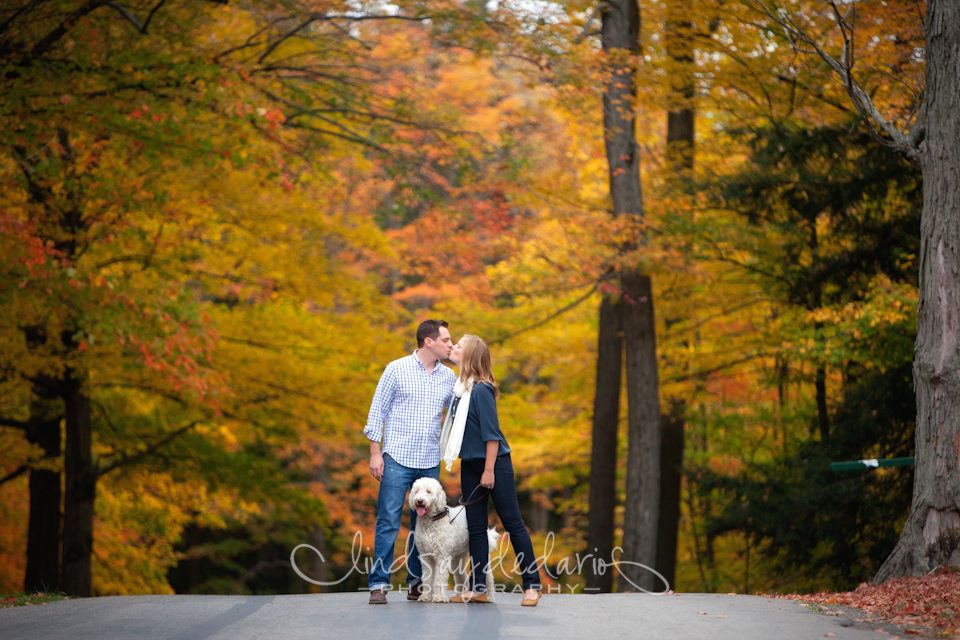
[{"x1": 0, "y1": 0, "x2": 924, "y2": 597}]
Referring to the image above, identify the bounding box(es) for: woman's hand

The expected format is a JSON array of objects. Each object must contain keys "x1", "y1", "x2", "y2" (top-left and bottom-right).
[{"x1": 481, "y1": 469, "x2": 495, "y2": 489}]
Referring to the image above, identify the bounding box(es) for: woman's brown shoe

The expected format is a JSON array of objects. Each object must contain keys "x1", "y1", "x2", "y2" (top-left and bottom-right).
[
  {"x1": 520, "y1": 590, "x2": 541, "y2": 607},
  {"x1": 451, "y1": 591, "x2": 489, "y2": 603}
]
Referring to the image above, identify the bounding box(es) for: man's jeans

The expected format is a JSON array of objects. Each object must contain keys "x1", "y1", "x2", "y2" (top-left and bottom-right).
[{"x1": 368, "y1": 453, "x2": 440, "y2": 591}]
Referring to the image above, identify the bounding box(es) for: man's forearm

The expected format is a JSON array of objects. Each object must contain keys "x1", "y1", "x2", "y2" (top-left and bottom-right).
[{"x1": 370, "y1": 440, "x2": 382, "y2": 457}]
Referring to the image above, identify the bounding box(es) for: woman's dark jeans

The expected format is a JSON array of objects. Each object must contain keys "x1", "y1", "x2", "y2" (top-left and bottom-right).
[{"x1": 461, "y1": 453, "x2": 541, "y2": 593}]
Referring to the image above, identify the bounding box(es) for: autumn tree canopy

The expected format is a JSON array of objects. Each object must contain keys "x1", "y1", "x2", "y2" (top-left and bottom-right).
[{"x1": 0, "y1": 0, "x2": 949, "y2": 598}]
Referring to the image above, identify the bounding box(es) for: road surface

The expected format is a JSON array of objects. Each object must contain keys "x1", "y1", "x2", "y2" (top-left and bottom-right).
[{"x1": 0, "y1": 591, "x2": 914, "y2": 639}]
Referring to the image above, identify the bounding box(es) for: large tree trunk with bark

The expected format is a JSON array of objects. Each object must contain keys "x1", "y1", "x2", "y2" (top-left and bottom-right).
[
  {"x1": 620, "y1": 273, "x2": 663, "y2": 591},
  {"x1": 586, "y1": 297, "x2": 623, "y2": 593},
  {"x1": 24, "y1": 398, "x2": 62, "y2": 593},
  {"x1": 599, "y1": 0, "x2": 663, "y2": 593},
  {"x1": 62, "y1": 379, "x2": 95, "y2": 597},
  {"x1": 876, "y1": 0, "x2": 960, "y2": 582}
]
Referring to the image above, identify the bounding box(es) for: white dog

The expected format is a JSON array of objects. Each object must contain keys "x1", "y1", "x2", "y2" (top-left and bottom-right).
[{"x1": 408, "y1": 477, "x2": 499, "y2": 602}]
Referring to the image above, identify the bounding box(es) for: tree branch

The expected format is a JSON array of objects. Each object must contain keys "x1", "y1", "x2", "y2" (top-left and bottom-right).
[
  {"x1": 141, "y1": 0, "x2": 168, "y2": 34},
  {"x1": 24, "y1": 1, "x2": 111, "y2": 62},
  {"x1": 750, "y1": 0, "x2": 923, "y2": 162},
  {"x1": 104, "y1": 2, "x2": 147, "y2": 32},
  {"x1": 0, "y1": 0, "x2": 51, "y2": 39},
  {"x1": 489, "y1": 284, "x2": 597, "y2": 345},
  {"x1": 97, "y1": 420, "x2": 200, "y2": 477},
  {"x1": 0, "y1": 465, "x2": 29, "y2": 486}
]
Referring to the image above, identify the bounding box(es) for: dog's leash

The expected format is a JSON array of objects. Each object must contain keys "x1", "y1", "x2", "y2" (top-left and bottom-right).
[
  {"x1": 459, "y1": 483, "x2": 491, "y2": 507},
  {"x1": 447, "y1": 484, "x2": 491, "y2": 524}
]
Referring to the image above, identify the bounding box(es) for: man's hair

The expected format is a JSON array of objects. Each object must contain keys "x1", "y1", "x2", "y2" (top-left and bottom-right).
[{"x1": 417, "y1": 319, "x2": 449, "y2": 348}]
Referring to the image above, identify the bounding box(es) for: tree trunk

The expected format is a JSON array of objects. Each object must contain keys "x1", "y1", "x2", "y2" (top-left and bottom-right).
[
  {"x1": 620, "y1": 273, "x2": 663, "y2": 592},
  {"x1": 601, "y1": 0, "x2": 643, "y2": 218},
  {"x1": 309, "y1": 523, "x2": 329, "y2": 594},
  {"x1": 664, "y1": 3, "x2": 695, "y2": 176},
  {"x1": 599, "y1": 0, "x2": 662, "y2": 593},
  {"x1": 61, "y1": 379, "x2": 95, "y2": 597},
  {"x1": 815, "y1": 364, "x2": 829, "y2": 442},
  {"x1": 653, "y1": 0, "x2": 694, "y2": 592},
  {"x1": 586, "y1": 297, "x2": 622, "y2": 593},
  {"x1": 656, "y1": 401, "x2": 685, "y2": 591},
  {"x1": 24, "y1": 398, "x2": 62, "y2": 593},
  {"x1": 876, "y1": 0, "x2": 960, "y2": 582}
]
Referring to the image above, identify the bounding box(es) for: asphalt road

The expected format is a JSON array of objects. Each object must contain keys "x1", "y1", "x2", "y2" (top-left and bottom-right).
[{"x1": 0, "y1": 592, "x2": 899, "y2": 640}]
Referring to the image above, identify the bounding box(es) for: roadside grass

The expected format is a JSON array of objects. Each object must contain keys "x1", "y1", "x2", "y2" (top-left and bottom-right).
[{"x1": 0, "y1": 592, "x2": 69, "y2": 608}]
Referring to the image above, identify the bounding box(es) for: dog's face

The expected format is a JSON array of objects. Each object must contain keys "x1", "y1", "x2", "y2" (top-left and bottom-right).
[{"x1": 409, "y1": 477, "x2": 448, "y2": 518}]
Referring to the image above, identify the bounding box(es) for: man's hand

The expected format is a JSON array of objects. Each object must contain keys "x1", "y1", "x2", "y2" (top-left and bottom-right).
[{"x1": 370, "y1": 442, "x2": 384, "y2": 482}]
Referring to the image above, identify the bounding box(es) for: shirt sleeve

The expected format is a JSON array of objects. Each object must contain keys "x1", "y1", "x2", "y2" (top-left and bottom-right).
[
  {"x1": 364, "y1": 363, "x2": 397, "y2": 443},
  {"x1": 473, "y1": 383, "x2": 501, "y2": 442}
]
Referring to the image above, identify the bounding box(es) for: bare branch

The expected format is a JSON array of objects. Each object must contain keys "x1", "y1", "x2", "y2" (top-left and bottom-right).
[
  {"x1": 141, "y1": 0, "x2": 168, "y2": 33},
  {"x1": 574, "y1": 1, "x2": 609, "y2": 45},
  {"x1": 750, "y1": 0, "x2": 923, "y2": 162},
  {"x1": 258, "y1": 15, "x2": 318, "y2": 64},
  {"x1": 104, "y1": 2, "x2": 147, "y2": 32}
]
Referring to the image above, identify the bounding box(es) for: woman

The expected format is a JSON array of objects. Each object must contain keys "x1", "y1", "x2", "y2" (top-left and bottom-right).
[{"x1": 444, "y1": 334, "x2": 541, "y2": 606}]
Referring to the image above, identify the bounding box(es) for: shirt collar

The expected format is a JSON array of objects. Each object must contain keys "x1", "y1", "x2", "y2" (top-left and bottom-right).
[{"x1": 412, "y1": 349, "x2": 441, "y2": 372}]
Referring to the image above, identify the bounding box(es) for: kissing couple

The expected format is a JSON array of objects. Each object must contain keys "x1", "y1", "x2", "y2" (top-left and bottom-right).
[{"x1": 364, "y1": 319, "x2": 542, "y2": 606}]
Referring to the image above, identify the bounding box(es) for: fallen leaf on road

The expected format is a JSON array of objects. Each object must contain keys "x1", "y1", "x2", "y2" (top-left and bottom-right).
[
  {"x1": 874, "y1": 629, "x2": 889, "y2": 634},
  {"x1": 717, "y1": 615, "x2": 728, "y2": 618},
  {"x1": 824, "y1": 634, "x2": 836, "y2": 637},
  {"x1": 727, "y1": 593, "x2": 736, "y2": 596},
  {"x1": 697, "y1": 611, "x2": 707, "y2": 615}
]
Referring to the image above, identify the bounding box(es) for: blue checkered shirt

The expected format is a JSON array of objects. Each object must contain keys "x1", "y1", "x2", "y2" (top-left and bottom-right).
[{"x1": 364, "y1": 351, "x2": 456, "y2": 469}]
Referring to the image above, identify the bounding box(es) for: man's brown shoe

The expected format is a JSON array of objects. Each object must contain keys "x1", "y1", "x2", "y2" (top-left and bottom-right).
[
  {"x1": 369, "y1": 587, "x2": 388, "y2": 604},
  {"x1": 407, "y1": 583, "x2": 424, "y2": 601}
]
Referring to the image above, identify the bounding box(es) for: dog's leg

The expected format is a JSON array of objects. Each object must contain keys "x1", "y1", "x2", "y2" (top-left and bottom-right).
[
  {"x1": 453, "y1": 551, "x2": 469, "y2": 595},
  {"x1": 417, "y1": 555, "x2": 434, "y2": 602},
  {"x1": 485, "y1": 555, "x2": 496, "y2": 603},
  {"x1": 431, "y1": 558, "x2": 450, "y2": 603}
]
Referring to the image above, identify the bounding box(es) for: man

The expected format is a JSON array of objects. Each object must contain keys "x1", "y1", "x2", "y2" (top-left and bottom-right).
[{"x1": 365, "y1": 319, "x2": 456, "y2": 604}]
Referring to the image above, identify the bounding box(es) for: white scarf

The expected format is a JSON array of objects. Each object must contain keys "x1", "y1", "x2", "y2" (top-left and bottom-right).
[{"x1": 440, "y1": 377, "x2": 473, "y2": 471}]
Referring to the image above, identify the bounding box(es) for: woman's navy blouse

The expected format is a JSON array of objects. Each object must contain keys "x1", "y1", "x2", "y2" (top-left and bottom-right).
[{"x1": 453, "y1": 382, "x2": 511, "y2": 460}]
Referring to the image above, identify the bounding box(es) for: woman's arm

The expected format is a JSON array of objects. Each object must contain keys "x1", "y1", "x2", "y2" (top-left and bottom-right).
[
  {"x1": 475, "y1": 383, "x2": 500, "y2": 488},
  {"x1": 481, "y1": 439, "x2": 498, "y2": 488}
]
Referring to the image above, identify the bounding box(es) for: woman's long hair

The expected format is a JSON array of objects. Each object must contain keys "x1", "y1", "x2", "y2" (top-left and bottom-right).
[{"x1": 458, "y1": 335, "x2": 499, "y2": 399}]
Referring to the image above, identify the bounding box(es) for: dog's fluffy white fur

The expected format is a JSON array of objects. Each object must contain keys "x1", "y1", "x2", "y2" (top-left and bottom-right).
[{"x1": 409, "y1": 477, "x2": 499, "y2": 602}]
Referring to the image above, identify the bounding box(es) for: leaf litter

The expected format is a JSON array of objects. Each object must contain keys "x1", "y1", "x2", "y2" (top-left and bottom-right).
[{"x1": 764, "y1": 568, "x2": 960, "y2": 638}]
